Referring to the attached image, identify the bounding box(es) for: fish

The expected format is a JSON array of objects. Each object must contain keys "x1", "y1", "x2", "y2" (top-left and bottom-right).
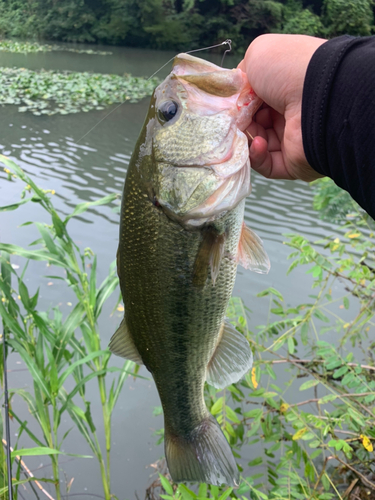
[{"x1": 109, "y1": 53, "x2": 270, "y2": 487}]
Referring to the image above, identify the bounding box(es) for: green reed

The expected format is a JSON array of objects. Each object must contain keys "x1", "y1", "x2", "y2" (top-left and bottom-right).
[{"x1": 0, "y1": 155, "x2": 138, "y2": 499}]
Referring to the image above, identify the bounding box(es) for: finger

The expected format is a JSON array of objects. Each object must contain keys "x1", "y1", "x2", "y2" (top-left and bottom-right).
[
  {"x1": 247, "y1": 123, "x2": 282, "y2": 153},
  {"x1": 270, "y1": 108, "x2": 286, "y2": 143},
  {"x1": 249, "y1": 136, "x2": 268, "y2": 171},
  {"x1": 249, "y1": 138, "x2": 295, "y2": 180},
  {"x1": 246, "y1": 121, "x2": 268, "y2": 142},
  {"x1": 265, "y1": 128, "x2": 282, "y2": 152},
  {"x1": 253, "y1": 107, "x2": 273, "y2": 129}
]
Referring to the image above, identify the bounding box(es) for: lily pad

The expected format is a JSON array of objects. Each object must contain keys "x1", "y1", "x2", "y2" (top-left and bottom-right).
[
  {"x1": 0, "y1": 67, "x2": 159, "y2": 115},
  {"x1": 0, "y1": 40, "x2": 112, "y2": 55}
]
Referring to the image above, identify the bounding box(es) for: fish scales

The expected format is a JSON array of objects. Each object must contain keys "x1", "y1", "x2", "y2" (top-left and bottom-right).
[
  {"x1": 120, "y1": 161, "x2": 243, "y2": 411},
  {"x1": 110, "y1": 53, "x2": 270, "y2": 486}
]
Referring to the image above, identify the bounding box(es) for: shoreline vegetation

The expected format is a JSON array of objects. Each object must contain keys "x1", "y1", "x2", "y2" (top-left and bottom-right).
[
  {"x1": 0, "y1": 0, "x2": 373, "y2": 53},
  {"x1": 0, "y1": 157, "x2": 374, "y2": 499},
  {"x1": 0, "y1": 40, "x2": 112, "y2": 55},
  {"x1": 0, "y1": 67, "x2": 159, "y2": 115}
]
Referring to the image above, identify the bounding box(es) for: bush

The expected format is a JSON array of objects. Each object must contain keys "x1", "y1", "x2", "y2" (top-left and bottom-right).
[{"x1": 323, "y1": 0, "x2": 375, "y2": 37}]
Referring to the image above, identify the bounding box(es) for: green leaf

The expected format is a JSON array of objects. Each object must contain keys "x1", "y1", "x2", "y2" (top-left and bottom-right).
[
  {"x1": 299, "y1": 379, "x2": 319, "y2": 391},
  {"x1": 89, "y1": 255, "x2": 97, "y2": 309},
  {"x1": 65, "y1": 193, "x2": 118, "y2": 222},
  {"x1": 51, "y1": 210, "x2": 65, "y2": 238},
  {"x1": 159, "y1": 475, "x2": 173, "y2": 495},
  {"x1": 95, "y1": 270, "x2": 119, "y2": 318},
  {"x1": 244, "y1": 408, "x2": 263, "y2": 419},
  {"x1": 211, "y1": 397, "x2": 223, "y2": 415},
  {"x1": 248, "y1": 457, "x2": 262, "y2": 466},
  {"x1": 318, "y1": 394, "x2": 337, "y2": 404},
  {"x1": 225, "y1": 406, "x2": 241, "y2": 424},
  {"x1": 58, "y1": 350, "x2": 108, "y2": 388},
  {"x1": 0, "y1": 198, "x2": 35, "y2": 212},
  {"x1": 198, "y1": 483, "x2": 207, "y2": 497},
  {"x1": 313, "y1": 310, "x2": 329, "y2": 322},
  {"x1": 309, "y1": 440, "x2": 321, "y2": 448},
  {"x1": 333, "y1": 365, "x2": 349, "y2": 379},
  {"x1": 35, "y1": 222, "x2": 61, "y2": 256},
  {"x1": 257, "y1": 287, "x2": 283, "y2": 301},
  {"x1": 308, "y1": 265, "x2": 322, "y2": 278},
  {"x1": 347, "y1": 408, "x2": 366, "y2": 427},
  {"x1": 11, "y1": 446, "x2": 92, "y2": 458},
  {"x1": 218, "y1": 488, "x2": 233, "y2": 500},
  {"x1": 178, "y1": 484, "x2": 196, "y2": 500},
  {"x1": 11, "y1": 341, "x2": 51, "y2": 398},
  {"x1": 0, "y1": 243, "x2": 68, "y2": 268}
]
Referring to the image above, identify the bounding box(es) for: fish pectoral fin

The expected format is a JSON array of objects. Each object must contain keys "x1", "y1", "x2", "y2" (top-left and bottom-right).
[
  {"x1": 193, "y1": 229, "x2": 225, "y2": 287},
  {"x1": 237, "y1": 222, "x2": 270, "y2": 274},
  {"x1": 206, "y1": 319, "x2": 253, "y2": 389},
  {"x1": 108, "y1": 318, "x2": 143, "y2": 364}
]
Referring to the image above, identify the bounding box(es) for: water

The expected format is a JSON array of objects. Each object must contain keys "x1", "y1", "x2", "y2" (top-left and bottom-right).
[{"x1": 0, "y1": 45, "x2": 354, "y2": 499}]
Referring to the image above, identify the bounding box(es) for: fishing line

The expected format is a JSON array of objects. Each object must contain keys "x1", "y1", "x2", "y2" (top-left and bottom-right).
[
  {"x1": 75, "y1": 39, "x2": 232, "y2": 144},
  {"x1": 2, "y1": 328, "x2": 13, "y2": 500},
  {"x1": 220, "y1": 39, "x2": 232, "y2": 67},
  {"x1": 147, "y1": 39, "x2": 232, "y2": 80}
]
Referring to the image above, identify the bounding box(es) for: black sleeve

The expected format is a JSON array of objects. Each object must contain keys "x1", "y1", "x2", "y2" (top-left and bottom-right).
[{"x1": 302, "y1": 35, "x2": 375, "y2": 219}]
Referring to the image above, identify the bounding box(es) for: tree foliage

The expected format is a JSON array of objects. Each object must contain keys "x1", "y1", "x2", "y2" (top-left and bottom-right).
[
  {"x1": 0, "y1": 0, "x2": 373, "y2": 51},
  {"x1": 323, "y1": 0, "x2": 374, "y2": 37}
]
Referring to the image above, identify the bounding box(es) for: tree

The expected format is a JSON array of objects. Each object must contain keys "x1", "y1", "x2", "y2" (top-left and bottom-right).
[
  {"x1": 323, "y1": 0, "x2": 374, "y2": 37},
  {"x1": 282, "y1": 8, "x2": 325, "y2": 36}
]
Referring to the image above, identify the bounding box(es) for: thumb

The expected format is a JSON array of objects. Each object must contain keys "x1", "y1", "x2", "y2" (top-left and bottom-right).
[{"x1": 239, "y1": 34, "x2": 327, "y2": 114}]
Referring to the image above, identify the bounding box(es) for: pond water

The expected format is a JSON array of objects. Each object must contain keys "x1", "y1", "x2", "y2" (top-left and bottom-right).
[{"x1": 0, "y1": 44, "x2": 354, "y2": 499}]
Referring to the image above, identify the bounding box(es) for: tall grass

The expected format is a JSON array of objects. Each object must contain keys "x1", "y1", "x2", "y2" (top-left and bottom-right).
[{"x1": 0, "y1": 155, "x2": 137, "y2": 499}]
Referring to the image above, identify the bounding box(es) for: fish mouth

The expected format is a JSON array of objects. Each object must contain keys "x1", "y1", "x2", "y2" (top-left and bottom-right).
[{"x1": 155, "y1": 128, "x2": 251, "y2": 228}]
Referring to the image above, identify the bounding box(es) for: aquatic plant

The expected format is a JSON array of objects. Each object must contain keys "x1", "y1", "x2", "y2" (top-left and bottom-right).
[
  {"x1": 0, "y1": 67, "x2": 159, "y2": 115},
  {"x1": 0, "y1": 156, "x2": 137, "y2": 500},
  {"x1": 1, "y1": 156, "x2": 374, "y2": 499},
  {"x1": 0, "y1": 40, "x2": 112, "y2": 55}
]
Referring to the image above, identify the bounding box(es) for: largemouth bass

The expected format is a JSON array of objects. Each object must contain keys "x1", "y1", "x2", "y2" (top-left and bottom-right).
[{"x1": 110, "y1": 54, "x2": 270, "y2": 487}]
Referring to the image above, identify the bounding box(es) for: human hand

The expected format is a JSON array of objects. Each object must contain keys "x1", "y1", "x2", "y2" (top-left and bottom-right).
[{"x1": 238, "y1": 34, "x2": 327, "y2": 182}]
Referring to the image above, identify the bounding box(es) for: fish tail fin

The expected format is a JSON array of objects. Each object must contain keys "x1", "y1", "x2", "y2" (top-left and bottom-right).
[{"x1": 165, "y1": 414, "x2": 239, "y2": 486}]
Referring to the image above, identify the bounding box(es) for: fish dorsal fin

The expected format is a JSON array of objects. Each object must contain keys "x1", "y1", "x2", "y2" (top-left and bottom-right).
[
  {"x1": 206, "y1": 320, "x2": 253, "y2": 389},
  {"x1": 238, "y1": 222, "x2": 270, "y2": 274},
  {"x1": 109, "y1": 318, "x2": 143, "y2": 364},
  {"x1": 193, "y1": 229, "x2": 225, "y2": 287}
]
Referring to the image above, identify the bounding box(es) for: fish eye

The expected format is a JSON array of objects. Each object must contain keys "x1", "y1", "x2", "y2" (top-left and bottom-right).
[{"x1": 157, "y1": 100, "x2": 178, "y2": 123}]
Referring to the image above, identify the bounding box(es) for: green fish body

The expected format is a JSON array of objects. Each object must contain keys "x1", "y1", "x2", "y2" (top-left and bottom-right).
[{"x1": 110, "y1": 54, "x2": 270, "y2": 486}]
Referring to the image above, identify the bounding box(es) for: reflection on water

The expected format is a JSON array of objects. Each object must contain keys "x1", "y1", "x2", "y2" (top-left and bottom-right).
[{"x1": 0, "y1": 45, "x2": 348, "y2": 499}]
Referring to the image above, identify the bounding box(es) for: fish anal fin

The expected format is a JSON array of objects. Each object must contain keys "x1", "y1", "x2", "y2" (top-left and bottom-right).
[
  {"x1": 109, "y1": 318, "x2": 143, "y2": 364},
  {"x1": 193, "y1": 230, "x2": 225, "y2": 287},
  {"x1": 206, "y1": 319, "x2": 253, "y2": 389},
  {"x1": 238, "y1": 222, "x2": 270, "y2": 274},
  {"x1": 165, "y1": 414, "x2": 239, "y2": 486}
]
